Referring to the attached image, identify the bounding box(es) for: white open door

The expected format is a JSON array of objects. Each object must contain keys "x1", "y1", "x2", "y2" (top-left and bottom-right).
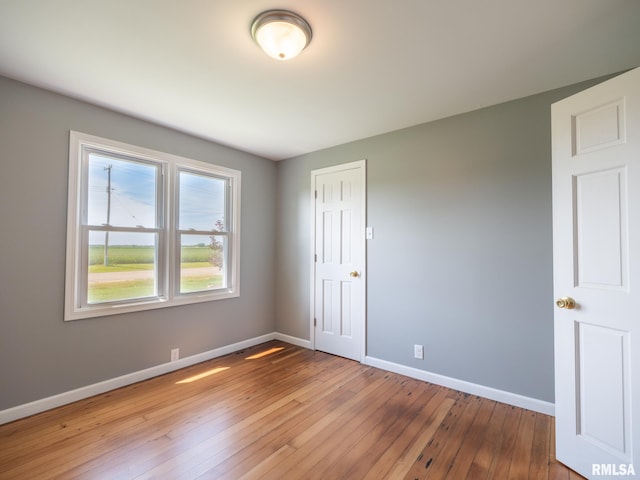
[
  {"x1": 552, "y1": 67, "x2": 640, "y2": 478},
  {"x1": 311, "y1": 160, "x2": 366, "y2": 362}
]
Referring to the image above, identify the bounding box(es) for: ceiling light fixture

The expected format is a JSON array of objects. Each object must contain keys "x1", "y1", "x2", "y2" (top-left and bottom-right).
[{"x1": 251, "y1": 10, "x2": 312, "y2": 61}]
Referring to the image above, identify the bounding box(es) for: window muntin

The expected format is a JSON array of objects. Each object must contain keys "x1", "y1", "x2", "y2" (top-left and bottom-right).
[{"x1": 65, "y1": 131, "x2": 241, "y2": 321}]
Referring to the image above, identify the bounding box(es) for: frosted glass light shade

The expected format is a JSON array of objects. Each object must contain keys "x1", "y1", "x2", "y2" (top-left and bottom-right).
[{"x1": 251, "y1": 10, "x2": 312, "y2": 61}]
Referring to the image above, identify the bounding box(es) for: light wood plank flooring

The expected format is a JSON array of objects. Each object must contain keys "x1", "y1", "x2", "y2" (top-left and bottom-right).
[{"x1": 0, "y1": 341, "x2": 585, "y2": 479}]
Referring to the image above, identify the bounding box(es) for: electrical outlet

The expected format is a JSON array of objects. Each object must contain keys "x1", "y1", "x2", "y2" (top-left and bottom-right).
[
  {"x1": 171, "y1": 348, "x2": 180, "y2": 362},
  {"x1": 414, "y1": 344, "x2": 424, "y2": 360}
]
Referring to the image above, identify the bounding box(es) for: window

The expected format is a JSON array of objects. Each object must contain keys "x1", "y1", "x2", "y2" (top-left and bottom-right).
[{"x1": 65, "y1": 131, "x2": 240, "y2": 320}]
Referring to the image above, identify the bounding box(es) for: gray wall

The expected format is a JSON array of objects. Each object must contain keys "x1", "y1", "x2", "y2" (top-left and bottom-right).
[
  {"x1": 276, "y1": 76, "x2": 610, "y2": 403},
  {"x1": 0, "y1": 76, "x2": 277, "y2": 410},
  {"x1": 0, "y1": 71, "x2": 614, "y2": 412}
]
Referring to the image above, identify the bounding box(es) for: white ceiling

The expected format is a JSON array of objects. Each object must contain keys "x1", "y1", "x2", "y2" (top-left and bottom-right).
[{"x1": 1, "y1": 1, "x2": 639, "y2": 160}]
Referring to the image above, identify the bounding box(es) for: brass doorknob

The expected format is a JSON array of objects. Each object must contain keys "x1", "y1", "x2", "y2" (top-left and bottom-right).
[
  {"x1": 556, "y1": 297, "x2": 576, "y2": 309},
  {"x1": 349, "y1": 271, "x2": 359, "y2": 277}
]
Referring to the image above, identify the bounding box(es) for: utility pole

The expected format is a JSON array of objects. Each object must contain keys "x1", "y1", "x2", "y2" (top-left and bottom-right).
[{"x1": 104, "y1": 165, "x2": 112, "y2": 266}]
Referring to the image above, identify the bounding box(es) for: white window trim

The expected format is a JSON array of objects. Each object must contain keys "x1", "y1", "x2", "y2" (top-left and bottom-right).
[{"x1": 65, "y1": 131, "x2": 241, "y2": 321}]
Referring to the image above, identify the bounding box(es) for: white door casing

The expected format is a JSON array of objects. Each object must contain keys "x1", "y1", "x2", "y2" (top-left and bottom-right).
[
  {"x1": 552, "y1": 67, "x2": 640, "y2": 478},
  {"x1": 311, "y1": 160, "x2": 366, "y2": 362}
]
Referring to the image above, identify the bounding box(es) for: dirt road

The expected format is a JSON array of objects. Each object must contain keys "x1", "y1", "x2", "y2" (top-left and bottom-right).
[{"x1": 88, "y1": 266, "x2": 220, "y2": 284}]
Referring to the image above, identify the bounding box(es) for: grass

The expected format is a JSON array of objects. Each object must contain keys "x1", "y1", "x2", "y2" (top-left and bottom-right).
[
  {"x1": 178, "y1": 262, "x2": 211, "y2": 269},
  {"x1": 88, "y1": 279, "x2": 156, "y2": 304},
  {"x1": 88, "y1": 259, "x2": 223, "y2": 303},
  {"x1": 180, "y1": 274, "x2": 223, "y2": 294},
  {"x1": 88, "y1": 275, "x2": 223, "y2": 303},
  {"x1": 90, "y1": 245, "x2": 155, "y2": 265},
  {"x1": 88, "y1": 245, "x2": 221, "y2": 301}
]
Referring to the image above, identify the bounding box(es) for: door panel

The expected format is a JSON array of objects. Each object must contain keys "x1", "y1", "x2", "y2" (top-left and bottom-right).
[
  {"x1": 312, "y1": 160, "x2": 365, "y2": 362},
  {"x1": 552, "y1": 67, "x2": 640, "y2": 478},
  {"x1": 577, "y1": 322, "x2": 630, "y2": 456},
  {"x1": 575, "y1": 167, "x2": 628, "y2": 289},
  {"x1": 574, "y1": 99, "x2": 625, "y2": 155}
]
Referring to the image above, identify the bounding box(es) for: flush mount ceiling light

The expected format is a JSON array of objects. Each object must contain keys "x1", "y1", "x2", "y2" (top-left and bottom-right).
[{"x1": 251, "y1": 10, "x2": 312, "y2": 61}]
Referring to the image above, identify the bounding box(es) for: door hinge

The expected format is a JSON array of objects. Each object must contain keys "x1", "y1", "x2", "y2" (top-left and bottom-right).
[
  {"x1": 314, "y1": 190, "x2": 318, "y2": 199},
  {"x1": 314, "y1": 318, "x2": 317, "y2": 327},
  {"x1": 314, "y1": 253, "x2": 317, "y2": 262}
]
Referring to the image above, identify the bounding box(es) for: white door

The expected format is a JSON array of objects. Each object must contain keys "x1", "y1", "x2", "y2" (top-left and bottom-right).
[
  {"x1": 552, "y1": 67, "x2": 640, "y2": 478},
  {"x1": 311, "y1": 160, "x2": 366, "y2": 362}
]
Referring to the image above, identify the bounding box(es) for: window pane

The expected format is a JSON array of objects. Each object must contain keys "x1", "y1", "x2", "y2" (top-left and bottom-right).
[
  {"x1": 180, "y1": 234, "x2": 226, "y2": 294},
  {"x1": 87, "y1": 153, "x2": 158, "y2": 228},
  {"x1": 179, "y1": 171, "x2": 226, "y2": 231},
  {"x1": 87, "y1": 231, "x2": 158, "y2": 304}
]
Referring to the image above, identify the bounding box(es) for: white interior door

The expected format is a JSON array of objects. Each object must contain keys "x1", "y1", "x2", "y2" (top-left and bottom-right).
[
  {"x1": 311, "y1": 160, "x2": 366, "y2": 362},
  {"x1": 552, "y1": 67, "x2": 640, "y2": 478}
]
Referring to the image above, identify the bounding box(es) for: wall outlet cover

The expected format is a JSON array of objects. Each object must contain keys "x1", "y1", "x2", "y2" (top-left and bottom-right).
[{"x1": 171, "y1": 348, "x2": 180, "y2": 362}]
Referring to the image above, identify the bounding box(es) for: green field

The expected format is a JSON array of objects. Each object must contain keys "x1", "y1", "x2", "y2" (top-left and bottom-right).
[
  {"x1": 88, "y1": 278, "x2": 157, "y2": 303},
  {"x1": 88, "y1": 245, "x2": 221, "y2": 303}
]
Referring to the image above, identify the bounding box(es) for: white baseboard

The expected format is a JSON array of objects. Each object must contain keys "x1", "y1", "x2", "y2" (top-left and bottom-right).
[
  {"x1": 273, "y1": 332, "x2": 312, "y2": 349},
  {"x1": 0, "y1": 333, "x2": 278, "y2": 425},
  {"x1": 0, "y1": 333, "x2": 553, "y2": 425},
  {"x1": 364, "y1": 356, "x2": 555, "y2": 416}
]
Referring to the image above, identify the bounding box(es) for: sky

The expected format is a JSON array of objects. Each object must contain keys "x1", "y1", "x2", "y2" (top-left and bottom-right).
[{"x1": 87, "y1": 153, "x2": 225, "y2": 246}]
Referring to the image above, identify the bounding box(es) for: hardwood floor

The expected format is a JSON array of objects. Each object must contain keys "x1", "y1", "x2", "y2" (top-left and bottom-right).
[{"x1": 0, "y1": 341, "x2": 584, "y2": 479}]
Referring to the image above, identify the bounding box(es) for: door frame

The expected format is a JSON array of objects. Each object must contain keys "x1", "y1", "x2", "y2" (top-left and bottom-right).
[{"x1": 309, "y1": 159, "x2": 367, "y2": 362}]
